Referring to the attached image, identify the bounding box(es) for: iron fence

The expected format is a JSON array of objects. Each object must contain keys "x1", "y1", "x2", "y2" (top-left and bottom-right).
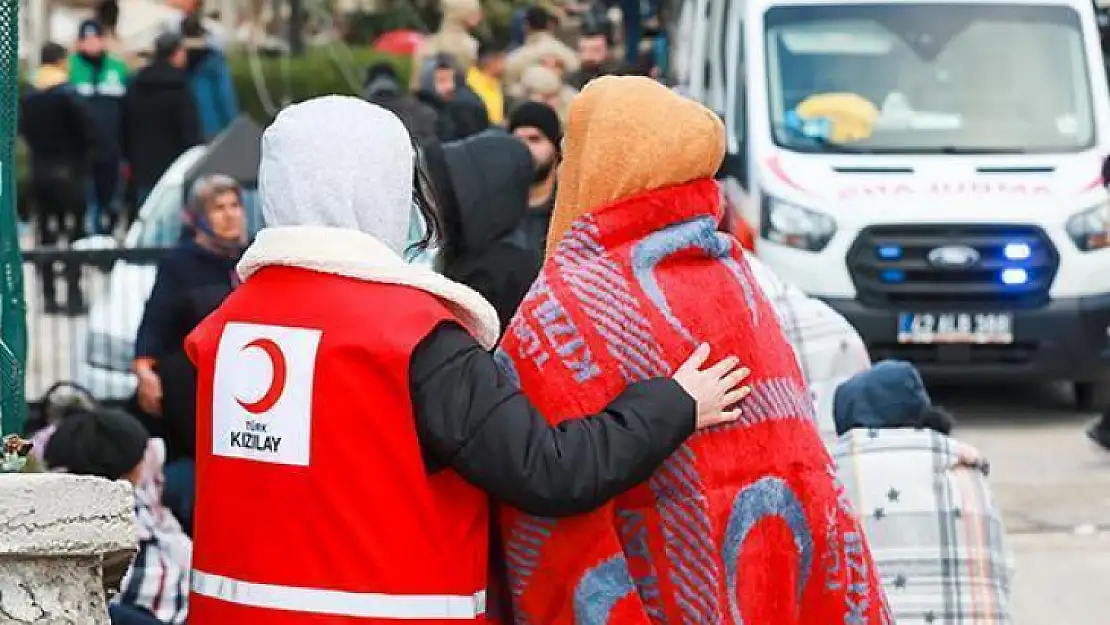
[{"x1": 20, "y1": 246, "x2": 169, "y2": 406}]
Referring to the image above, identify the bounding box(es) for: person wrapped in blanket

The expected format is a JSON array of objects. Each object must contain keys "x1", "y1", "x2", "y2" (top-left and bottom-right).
[
  {"x1": 492, "y1": 75, "x2": 891, "y2": 625},
  {"x1": 832, "y1": 360, "x2": 1015, "y2": 625},
  {"x1": 43, "y1": 409, "x2": 191, "y2": 625}
]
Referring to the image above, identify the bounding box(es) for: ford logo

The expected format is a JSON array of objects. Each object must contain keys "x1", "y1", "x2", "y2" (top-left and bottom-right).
[{"x1": 927, "y1": 245, "x2": 980, "y2": 269}]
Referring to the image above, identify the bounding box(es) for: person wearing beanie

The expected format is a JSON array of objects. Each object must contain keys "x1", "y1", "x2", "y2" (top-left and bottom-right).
[
  {"x1": 69, "y1": 18, "x2": 130, "y2": 235},
  {"x1": 424, "y1": 129, "x2": 539, "y2": 330},
  {"x1": 120, "y1": 31, "x2": 203, "y2": 219},
  {"x1": 494, "y1": 75, "x2": 890, "y2": 623},
  {"x1": 45, "y1": 409, "x2": 192, "y2": 625},
  {"x1": 509, "y1": 101, "x2": 562, "y2": 259},
  {"x1": 832, "y1": 361, "x2": 1015, "y2": 624},
  {"x1": 183, "y1": 95, "x2": 748, "y2": 623}
]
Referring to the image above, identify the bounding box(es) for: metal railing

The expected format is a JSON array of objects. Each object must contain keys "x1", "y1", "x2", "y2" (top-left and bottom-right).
[{"x1": 20, "y1": 246, "x2": 169, "y2": 406}]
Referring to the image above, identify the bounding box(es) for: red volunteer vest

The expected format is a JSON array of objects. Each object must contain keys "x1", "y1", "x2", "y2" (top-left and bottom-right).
[
  {"x1": 495, "y1": 179, "x2": 892, "y2": 624},
  {"x1": 186, "y1": 267, "x2": 489, "y2": 624}
]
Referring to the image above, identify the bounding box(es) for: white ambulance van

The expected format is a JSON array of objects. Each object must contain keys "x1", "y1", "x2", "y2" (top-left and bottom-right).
[{"x1": 674, "y1": 0, "x2": 1110, "y2": 409}]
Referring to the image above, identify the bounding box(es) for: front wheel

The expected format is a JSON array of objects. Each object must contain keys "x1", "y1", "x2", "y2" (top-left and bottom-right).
[{"x1": 1074, "y1": 381, "x2": 1110, "y2": 412}]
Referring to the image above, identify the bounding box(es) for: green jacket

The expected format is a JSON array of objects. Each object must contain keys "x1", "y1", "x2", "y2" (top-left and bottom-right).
[{"x1": 68, "y1": 54, "x2": 130, "y2": 153}]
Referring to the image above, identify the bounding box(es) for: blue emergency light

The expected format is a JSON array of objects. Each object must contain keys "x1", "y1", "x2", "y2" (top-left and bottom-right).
[
  {"x1": 881, "y1": 269, "x2": 906, "y2": 283},
  {"x1": 1003, "y1": 242, "x2": 1032, "y2": 261},
  {"x1": 877, "y1": 244, "x2": 903, "y2": 260},
  {"x1": 1000, "y1": 268, "x2": 1028, "y2": 285}
]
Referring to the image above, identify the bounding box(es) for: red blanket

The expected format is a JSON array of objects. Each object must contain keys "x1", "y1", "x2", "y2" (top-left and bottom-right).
[{"x1": 495, "y1": 179, "x2": 891, "y2": 624}]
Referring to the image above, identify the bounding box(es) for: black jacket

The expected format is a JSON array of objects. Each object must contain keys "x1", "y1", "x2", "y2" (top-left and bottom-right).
[
  {"x1": 417, "y1": 72, "x2": 491, "y2": 143},
  {"x1": 426, "y1": 130, "x2": 541, "y2": 330},
  {"x1": 363, "y1": 75, "x2": 441, "y2": 145},
  {"x1": 411, "y1": 322, "x2": 694, "y2": 516},
  {"x1": 136, "y1": 241, "x2": 239, "y2": 459},
  {"x1": 120, "y1": 62, "x2": 203, "y2": 193},
  {"x1": 19, "y1": 82, "x2": 100, "y2": 175}
]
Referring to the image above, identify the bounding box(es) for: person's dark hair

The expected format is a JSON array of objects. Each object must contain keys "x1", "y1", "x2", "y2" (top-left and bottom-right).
[
  {"x1": 918, "y1": 406, "x2": 955, "y2": 436},
  {"x1": 40, "y1": 42, "x2": 68, "y2": 66},
  {"x1": 366, "y1": 61, "x2": 400, "y2": 85},
  {"x1": 619, "y1": 52, "x2": 657, "y2": 77},
  {"x1": 580, "y1": 25, "x2": 611, "y2": 46},
  {"x1": 96, "y1": 0, "x2": 120, "y2": 30},
  {"x1": 153, "y1": 31, "x2": 184, "y2": 61},
  {"x1": 478, "y1": 38, "x2": 508, "y2": 59},
  {"x1": 525, "y1": 6, "x2": 552, "y2": 32},
  {"x1": 181, "y1": 13, "x2": 206, "y2": 39},
  {"x1": 410, "y1": 142, "x2": 444, "y2": 255}
]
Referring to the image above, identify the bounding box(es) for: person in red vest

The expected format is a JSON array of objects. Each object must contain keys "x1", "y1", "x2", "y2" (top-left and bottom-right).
[
  {"x1": 184, "y1": 95, "x2": 751, "y2": 624},
  {"x1": 494, "y1": 76, "x2": 892, "y2": 624}
]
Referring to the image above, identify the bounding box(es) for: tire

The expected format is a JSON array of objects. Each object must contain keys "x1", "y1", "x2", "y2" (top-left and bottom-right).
[{"x1": 1074, "y1": 381, "x2": 1110, "y2": 412}]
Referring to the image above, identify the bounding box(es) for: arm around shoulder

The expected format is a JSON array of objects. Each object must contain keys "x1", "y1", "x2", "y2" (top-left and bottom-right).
[{"x1": 410, "y1": 322, "x2": 695, "y2": 517}]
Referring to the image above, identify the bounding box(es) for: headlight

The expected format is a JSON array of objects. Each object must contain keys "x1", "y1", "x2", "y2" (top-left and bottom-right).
[
  {"x1": 85, "y1": 332, "x2": 135, "y2": 373},
  {"x1": 1066, "y1": 203, "x2": 1110, "y2": 251},
  {"x1": 760, "y1": 196, "x2": 837, "y2": 252}
]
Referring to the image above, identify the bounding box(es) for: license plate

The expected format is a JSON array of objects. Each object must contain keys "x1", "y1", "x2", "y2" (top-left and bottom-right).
[{"x1": 897, "y1": 312, "x2": 1013, "y2": 345}]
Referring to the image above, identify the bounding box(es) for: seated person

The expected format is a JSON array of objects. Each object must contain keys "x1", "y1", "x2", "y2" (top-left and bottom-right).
[
  {"x1": 832, "y1": 361, "x2": 1015, "y2": 625},
  {"x1": 44, "y1": 409, "x2": 191, "y2": 625}
]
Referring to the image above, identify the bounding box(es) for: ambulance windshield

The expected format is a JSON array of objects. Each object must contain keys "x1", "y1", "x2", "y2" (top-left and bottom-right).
[{"x1": 764, "y1": 3, "x2": 1095, "y2": 153}]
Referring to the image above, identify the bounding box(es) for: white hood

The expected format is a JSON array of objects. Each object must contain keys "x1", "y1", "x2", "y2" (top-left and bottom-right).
[
  {"x1": 259, "y1": 96, "x2": 413, "y2": 256},
  {"x1": 241, "y1": 96, "x2": 500, "y2": 349}
]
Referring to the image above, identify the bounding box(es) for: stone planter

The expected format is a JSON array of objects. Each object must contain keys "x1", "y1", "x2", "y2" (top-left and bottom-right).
[{"x1": 0, "y1": 474, "x2": 135, "y2": 624}]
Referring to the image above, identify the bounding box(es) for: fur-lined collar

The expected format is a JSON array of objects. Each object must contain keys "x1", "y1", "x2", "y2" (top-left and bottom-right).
[{"x1": 238, "y1": 226, "x2": 500, "y2": 349}]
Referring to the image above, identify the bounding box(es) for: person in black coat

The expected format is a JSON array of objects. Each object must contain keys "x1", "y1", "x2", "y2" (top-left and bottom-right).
[
  {"x1": 417, "y1": 53, "x2": 491, "y2": 142},
  {"x1": 20, "y1": 42, "x2": 101, "y2": 315},
  {"x1": 134, "y1": 174, "x2": 247, "y2": 534},
  {"x1": 424, "y1": 129, "x2": 539, "y2": 331},
  {"x1": 363, "y1": 62, "x2": 440, "y2": 145},
  {"x1": 120, "y1": 32, "x2": 203, "y2": 219}
]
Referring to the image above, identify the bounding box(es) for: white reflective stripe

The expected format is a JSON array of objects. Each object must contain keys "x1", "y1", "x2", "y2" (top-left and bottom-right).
[{"x1": 192, "y1": 570, "x2": 486, "y2": 620}]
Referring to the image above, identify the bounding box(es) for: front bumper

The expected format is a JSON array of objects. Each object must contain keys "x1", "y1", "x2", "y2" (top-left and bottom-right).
[{"x1": 823, "y1": 294, "x2": 1110, "y2": 382}]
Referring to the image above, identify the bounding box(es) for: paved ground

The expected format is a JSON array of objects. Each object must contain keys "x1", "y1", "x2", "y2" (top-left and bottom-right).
[{"x1": 935, "y1": 382, "x2": 1110, "y2": 625}]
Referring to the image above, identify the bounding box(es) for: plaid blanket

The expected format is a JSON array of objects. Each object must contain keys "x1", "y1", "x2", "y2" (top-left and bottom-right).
[
  {"x1": 833, "y1": 428, "x2": 1015, "y2": 624},
  {"x1": 745, "y1": 253, "x2": 870, "y2": 438}
]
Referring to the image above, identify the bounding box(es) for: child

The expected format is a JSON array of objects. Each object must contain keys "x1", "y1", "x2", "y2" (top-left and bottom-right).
[{"x1": 45, "y1": 409, "x2": 190, "y2": 625}]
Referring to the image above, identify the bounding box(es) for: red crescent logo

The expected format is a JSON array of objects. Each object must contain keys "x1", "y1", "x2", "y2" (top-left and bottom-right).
[{"x1": 237, "y1": 338, "x2": 287, "y2": 415}]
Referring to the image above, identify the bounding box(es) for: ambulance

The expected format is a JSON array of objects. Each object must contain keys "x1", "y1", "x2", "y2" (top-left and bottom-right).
[{"x1": 673, "y1": 0, "x2": 1110, "y2": 408}]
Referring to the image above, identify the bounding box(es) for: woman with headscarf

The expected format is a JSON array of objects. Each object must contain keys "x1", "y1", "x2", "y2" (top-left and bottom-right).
[
  {"x1": 134, "y1": 173, "x2": 247, "y2": 535},
  {"x1": 494, "y1": 76, "x2": 891, "y2": 624},
  {"x1": 183, "y1": 96, "x2": 751, "y2": 623}
]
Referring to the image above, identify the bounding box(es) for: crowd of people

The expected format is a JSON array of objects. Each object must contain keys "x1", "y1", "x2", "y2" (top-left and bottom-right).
[
  {"x1": 16, "y1": 2, "x2": 1024, "y2": 625},
  {"x1": 19, "y1": 1, "x2": 238, "y2": 315}
]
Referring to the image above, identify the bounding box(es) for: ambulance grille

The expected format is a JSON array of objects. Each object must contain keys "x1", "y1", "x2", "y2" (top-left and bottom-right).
[{"x1": 846, "y1": 224, "x2": 1059, "y2": 309}]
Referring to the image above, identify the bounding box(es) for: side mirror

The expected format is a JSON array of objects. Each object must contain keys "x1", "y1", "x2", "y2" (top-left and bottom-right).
[{"x1": 717, "y1": 150, "x2": 748, "y2": 187}]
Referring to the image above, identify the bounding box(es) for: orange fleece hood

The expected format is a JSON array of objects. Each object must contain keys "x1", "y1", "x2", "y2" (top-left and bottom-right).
[{"x1": 547, "y1": 76, "x2": 726, "y2": 256}]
